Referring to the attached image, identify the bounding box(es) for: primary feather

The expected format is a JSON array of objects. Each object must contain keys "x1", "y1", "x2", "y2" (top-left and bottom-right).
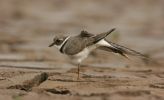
[{"x1": 98, "y1": 39, "x2": 147, "y2": 59}]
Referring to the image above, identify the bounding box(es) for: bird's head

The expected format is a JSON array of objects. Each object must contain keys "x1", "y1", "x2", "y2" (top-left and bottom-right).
[{"x1": 49, "y1": 35, "x2": 69, "y2": 49}]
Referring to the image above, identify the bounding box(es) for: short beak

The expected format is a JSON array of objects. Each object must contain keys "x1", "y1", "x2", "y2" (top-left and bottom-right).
[{"x1": 49, "y1": 42, "x2": 55, "y2": 47}]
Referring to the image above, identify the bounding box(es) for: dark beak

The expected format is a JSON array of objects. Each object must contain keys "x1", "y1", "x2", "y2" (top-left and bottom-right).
[{"x1": 49, "y1": 42, "x2": 55, "y2": 47}]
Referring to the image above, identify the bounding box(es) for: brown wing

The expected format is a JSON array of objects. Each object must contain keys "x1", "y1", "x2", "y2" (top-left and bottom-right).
[
  {"x1": 86, "y1": 28, "x2": 116, "y2": 46},
  {"x1": 80, "y1": 30, "x2": 94, "y2": 37},
  {"x1": 61, "y1": 36, "x2": 87, "y2": 55},
  {"x1": 63, "y1": 28, "x2": 116, "y2": 55}
]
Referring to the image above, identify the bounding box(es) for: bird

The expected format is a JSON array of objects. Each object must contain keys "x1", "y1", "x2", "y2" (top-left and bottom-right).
[{"x1": 49, "y1": 28, "x2": 147, "y2": 79}]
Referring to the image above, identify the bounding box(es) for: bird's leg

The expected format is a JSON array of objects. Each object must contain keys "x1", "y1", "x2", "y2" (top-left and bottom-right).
[{"x1": 77, "y1": 63, "x2": 80, "y2": 80}]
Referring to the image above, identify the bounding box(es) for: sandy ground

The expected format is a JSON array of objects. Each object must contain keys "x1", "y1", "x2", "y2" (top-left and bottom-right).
[{"x1": 0, "y1": 0, "x2": 164, "y2": 100}]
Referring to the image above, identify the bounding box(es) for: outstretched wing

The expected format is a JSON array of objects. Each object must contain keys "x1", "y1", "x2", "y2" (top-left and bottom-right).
[
  {"x1": 92, "y1": 28, "x2": 115, "y2": 43},
  {"x1": 86, "y1": 28, "x2": 116, "y2": 46},
  {"x1": 98, "y1": 39, "x2": 147, "y2": 59}
]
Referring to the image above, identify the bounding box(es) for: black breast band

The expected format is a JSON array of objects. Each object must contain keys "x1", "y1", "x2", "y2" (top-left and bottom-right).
[{"x1": 59, "y1": 39, "x2": 68, "y2": 53}]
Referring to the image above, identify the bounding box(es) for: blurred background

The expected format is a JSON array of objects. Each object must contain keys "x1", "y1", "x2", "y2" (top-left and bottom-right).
[{"x1": 0, "y1": 0, "x2": 164, "y2": 66}]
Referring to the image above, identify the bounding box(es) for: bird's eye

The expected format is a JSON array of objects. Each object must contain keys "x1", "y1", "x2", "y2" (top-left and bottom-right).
[
  {"x1": 56, "y1": 39, "x2": 61, "y2": 43},
  {"x1": 55, "y1": 39, "x2": 62, "y2": 45}
]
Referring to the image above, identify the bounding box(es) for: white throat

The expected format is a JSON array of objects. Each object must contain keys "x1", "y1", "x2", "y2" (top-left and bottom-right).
[{"x1": 55, "y1": 36, "x2": 70, "y2": 50}]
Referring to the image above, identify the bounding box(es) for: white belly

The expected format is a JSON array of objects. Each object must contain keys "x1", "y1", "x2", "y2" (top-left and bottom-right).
[{"x1": 70, "y1": 44, "x2": 97, "y2": 64}]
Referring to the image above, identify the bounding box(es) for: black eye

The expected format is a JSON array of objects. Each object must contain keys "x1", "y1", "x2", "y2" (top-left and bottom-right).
[
  {"x1": 56, "y1": 39, "x2": 60, "y2": 42},
  {"x1": 55, "y1": 39, "x2": 62, "y2": 45}
]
